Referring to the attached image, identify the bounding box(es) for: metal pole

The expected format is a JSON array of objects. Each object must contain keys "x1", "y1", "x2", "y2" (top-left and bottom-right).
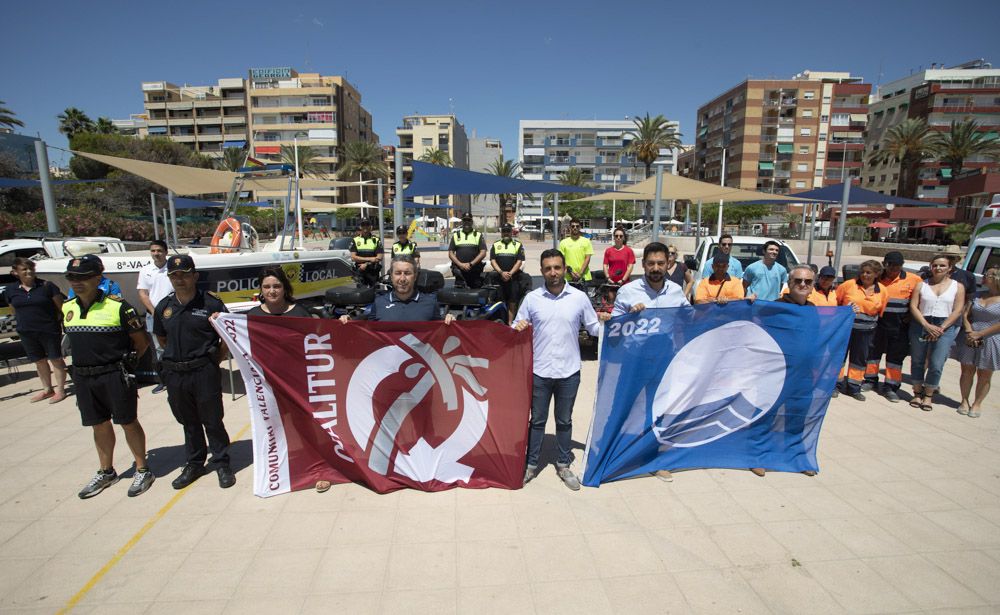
[
  {"x1": 717, "y1": 148, "x2": 726, "y2": 238},
  {"x1": 552, "y1": 193, "x2": 560, "y2": 249},
  {"x1": 167, "y1": 190, "x2": 179, "y2": 247},
  {"x1": 394, "y1": 149, "x2": 403, "y2": 226},
  {"x1": 293, "y1": 138, "x2": 304, "y2": 249},
  {"x1": 807, "y1": 202, "x2": 816, "y2": 267},
  {"x1": 377, "y1": 178, "x2": 385, "y2": 270},
  {"x1": 652, "y1": 164, "x2": 664, "y2": 243},
  {"x1": 800, "y1": 202, "x2": 808, "y2": 240},
  {"x1": 150, "y1": 193, "x2": 159, "y2": 240},
  {"x1": 34, "y1": 140, "x2": 59, "y2": 234},
  {"x1": 697, "y1": 199, "x2": 703, "y2": 243},
  {"x1": 833, "y1": 181, "x2": 851, "y2": 276},
  {"x1": 612, "y1": 176, "x2": 617, "y2": 230}
]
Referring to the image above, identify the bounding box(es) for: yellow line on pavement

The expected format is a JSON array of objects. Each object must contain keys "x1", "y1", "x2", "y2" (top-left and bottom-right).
[{"x1": 59, "y1": 423, "x2": 251, "y2": 614}]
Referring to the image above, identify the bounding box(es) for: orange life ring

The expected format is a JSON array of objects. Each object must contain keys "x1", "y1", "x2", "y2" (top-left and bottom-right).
[{"x1": 209, "y1": 218, "x2": 243, "y2": 254}]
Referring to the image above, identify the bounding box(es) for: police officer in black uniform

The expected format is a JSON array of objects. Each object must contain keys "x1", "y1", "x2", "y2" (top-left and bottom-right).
[
  {"x1": 448, "y1": 212, "x2": 487, "y2": 288},
  {"x1": 63, "y1": 255, "x2": 155, "y2": 499},
  {"x1": 154, "y1": 255, "x2": 235, "y2": 489},
  {"x1": 349, "y1": 218, "x2": 384, "y2": 288},
  {"x1": 391, "y1": 224, "x2": 420, "y2": 269},
  {"x1": 488, "y1": 223, "x2": 530, "y2": 324}
]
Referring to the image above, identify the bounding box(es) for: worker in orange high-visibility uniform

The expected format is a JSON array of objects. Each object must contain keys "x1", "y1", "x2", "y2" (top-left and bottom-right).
[
  {"x1": 836, "y1": 260, "x2": 889, "y2": 400},
  {"x1": 863, "y1": 252, "x2": 920, "y2": 402}
]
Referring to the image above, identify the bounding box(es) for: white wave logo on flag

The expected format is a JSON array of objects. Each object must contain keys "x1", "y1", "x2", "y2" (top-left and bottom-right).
[{"x1": 651, "y1": 320, "x2": 785, "y2": 448}]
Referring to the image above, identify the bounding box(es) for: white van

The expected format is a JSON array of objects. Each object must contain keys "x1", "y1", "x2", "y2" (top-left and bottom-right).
[{"x1": 964, "y1": 195, "x2": 1000, "y2": 288}]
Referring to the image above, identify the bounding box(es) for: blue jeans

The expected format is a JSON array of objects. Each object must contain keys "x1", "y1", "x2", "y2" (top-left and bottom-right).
[
  {"x1": 909, "y1": 316, "x2": 959, "y2": 389},
  {"x1": 527, "y1": 371, "x2": 581, "y2": 467}
]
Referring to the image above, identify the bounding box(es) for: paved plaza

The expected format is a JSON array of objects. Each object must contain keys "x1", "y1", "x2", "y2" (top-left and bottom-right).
[{"x1": 0, "y1": 238, "x2": 996, "y2": 614}]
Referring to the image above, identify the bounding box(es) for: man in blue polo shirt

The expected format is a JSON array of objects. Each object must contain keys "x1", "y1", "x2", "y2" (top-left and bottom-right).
[
  {"x1": 742, "y1": 240, "x2": 788, "y2": 302},
  {"x1": 700, "y1": 233, "x2": 743, "y2": 279},
  {"x1": 339, "y1": 255, "x2": 455, "y2": 323}
]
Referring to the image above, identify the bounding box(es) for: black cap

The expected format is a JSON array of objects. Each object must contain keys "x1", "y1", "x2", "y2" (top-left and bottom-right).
[
  {"x1": 462, "y1": 212, "x2": 473, "y2": 221},
  {"x1": 712, "y1": 253, "x2": 729, "y2": 265},
  {"x1": 167, "y1": 254, "x2": 196, "y2": 274},
  {"x1": 359, "y1": 218, "x2": 372, "y2": 227},
  {"x1": 65, "y1": 254, "x2": 104, "y2": 276},
  {"x1": 819, "y1": 266, "x2": 837, "y2": 277},
  {"x1": 396, "y1": 225, "x2": 407, "y2": 235},
  {"x1": 883, "y1": 251, "x2": 904, "y2": 265},
  {"x1": 501, "y1": 223, "x2": 513, "y2": 232}
]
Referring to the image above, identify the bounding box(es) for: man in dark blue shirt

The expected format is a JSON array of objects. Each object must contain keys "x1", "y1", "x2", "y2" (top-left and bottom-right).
[{"x1": 340, "y1": 255, "x2": 455, "y2": 323}]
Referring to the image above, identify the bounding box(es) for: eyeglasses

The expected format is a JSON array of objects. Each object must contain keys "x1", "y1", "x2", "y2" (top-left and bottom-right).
[
  {"x1": 668, "y1": 251, "x2": 677, "y2": 256},
  {"x1": 790, "y1": 278, "x2": 815, "y2": 286},
  {"x1": 720, "y1": 242, "x2": 733, "y2": 247}
]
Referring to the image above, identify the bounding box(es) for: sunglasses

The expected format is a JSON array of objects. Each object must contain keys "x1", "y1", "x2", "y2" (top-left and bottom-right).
[
  {"x1": 614, "y1": 234, "x2": 624, "y2": 238},
  {"x1": 668, "y1": 251, "x2": 677, "y2": 256},
  {"x1": 720, "y1": 243, "x2": 733, "y2": 247},
  {"x1": 65, "y1": 273, "x2": 97, "y2": 282},
  {"x1": 790, "y1": 278, "x2": 815, "y2": 285}
]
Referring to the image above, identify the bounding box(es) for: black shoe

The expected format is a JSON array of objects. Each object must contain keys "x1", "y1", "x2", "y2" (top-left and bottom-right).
[
  {"x1": 217, "y1": 465, "x2": 236, "y2": 489},
  {"x1": 171, "y1": 464, "x2": 205, "y2": 489},
  {"x1": 151, "y1": 384, "x2": 167, "y2": 394}
]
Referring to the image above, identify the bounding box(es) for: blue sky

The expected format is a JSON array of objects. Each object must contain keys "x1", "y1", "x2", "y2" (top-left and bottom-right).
[{"x1": 4, "y1": 0, "x2": 999, "y2": 169}]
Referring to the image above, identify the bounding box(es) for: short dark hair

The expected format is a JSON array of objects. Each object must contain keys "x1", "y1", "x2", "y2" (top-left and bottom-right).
[
  {"x1": 258, "y1": 266, "x2": 295, "y2": 303},
  {"x1": 390, "y1": 254, "x2": 417, "y2": 273},
  {"x1": 540, "y1": 248, "x2": 564, "y2": 266},
  {"x1": 720, "y1": 233, "x2": 733, "y2": 243},
  {"x1": 569, "y1": 218, "x2": 580, "y2": 225},
  {"x1": 763, "y1": 240, "x2": 781, "y2": 252},
  {"x1": 643, "y1": 242, "x2": 668, "y2": 262},
  {"x1": 11, "y1": 257, "x2": 36, "y2": 270},
  {"x1": 150, "y1": 239, "x2": 168, "y2": 250}
]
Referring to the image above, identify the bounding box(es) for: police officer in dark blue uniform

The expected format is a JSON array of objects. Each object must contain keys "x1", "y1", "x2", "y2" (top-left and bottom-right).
[
  {"x1": 349, "y1": 218, "x2": 384, "y2": 288},
  {"x1": 391, "y1": 224, "x2": 420, "y2": 269},
  {"x1": 448, "y1": 212, "x2": 487, "y2": 288},
  {"x1": 488, "y1": 223, "x2": 530, "y2": 324},
  {"x1": 154, "y1": 255, "x2": 234, "y2": 489}
]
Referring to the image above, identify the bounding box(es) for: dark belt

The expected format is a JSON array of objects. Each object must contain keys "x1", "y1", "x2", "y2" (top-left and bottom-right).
[
  {"x1": 74, "y1": 362, "x2": 122, "y2": 377},
  {"x1": 162, "y1": 356, "x2": 212, "y2": 372}
]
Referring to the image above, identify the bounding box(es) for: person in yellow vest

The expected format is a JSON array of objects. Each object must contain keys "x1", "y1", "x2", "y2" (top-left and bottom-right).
[
  {"x1": 558, "y1": 218, "x2": 594, "y2": 283},
  {"x1": 448, "y1": 212, "x2": 487, "y2": 288},
  {"x1": 62, "y1": 255, "x2": 154, "y2": 499},
  {"x1": 488, "y1": 223, "x2": 529, "y2": 323},
  {"x1": 391, "y1": 224, "x2": 420, "y2": 269},
  {"x1": 349, "y1": 218, "x2": 383, "y2": 288}
]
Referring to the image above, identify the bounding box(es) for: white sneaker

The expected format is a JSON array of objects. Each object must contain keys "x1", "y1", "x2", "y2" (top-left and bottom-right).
[{"x1": 555, "y1": 464, "x2": 581, "y2": 491}]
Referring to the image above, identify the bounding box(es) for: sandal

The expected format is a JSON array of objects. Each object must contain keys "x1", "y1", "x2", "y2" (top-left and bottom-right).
[
  {"x1": 957, "y1": 402, "x2": 970, "y2": 416},
  {"x1": 909, "y1": 398, "x2": 922, "y2": 408},
  {"x1": 920, "y1": 396, "x2": 933, "y2": 412}
]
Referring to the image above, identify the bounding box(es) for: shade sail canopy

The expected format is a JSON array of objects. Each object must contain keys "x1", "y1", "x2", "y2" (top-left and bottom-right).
[
  {"x1": 299, "y1": 200, "x2": 376, "y2": 212},
  {"x1": 574, "y1": 173, "x2": 806, "y2": 203},
  {"x1": 171, "y1": 198, "x2": 275, "y2": 209},
  {"x1": 788, "y1": 183, "x2": 928, "y2": 206},
  {"x1": 0, "y1": 177, "x2": 108, "y2": 188},
  {"x1": 71, "y1": 151, "x2": 364, "y2": 195},
  {"x1": 404, "y1": 160, "x2": 601, "y2": 197},
  {"x1": 868, "y1": 221, "x2": 895, "y2": 229}
]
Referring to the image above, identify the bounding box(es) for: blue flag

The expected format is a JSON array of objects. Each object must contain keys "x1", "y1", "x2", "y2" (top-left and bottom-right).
[{"x1": 582, "y1": 302, "x2": 852, "y2": 487}]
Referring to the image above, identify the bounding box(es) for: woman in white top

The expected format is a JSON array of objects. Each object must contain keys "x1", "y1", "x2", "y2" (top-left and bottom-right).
[{"x1": 908, "y1": 254, "x2": 965, "y2": 411}]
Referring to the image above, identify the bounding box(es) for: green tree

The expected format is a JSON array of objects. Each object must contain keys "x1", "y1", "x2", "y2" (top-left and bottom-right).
[
  {"x1": 625, "y1": 113, "x2": 683, "y2": 179},
  {"x1": 57, "y1": 107, "x2": 95, "y2": 141},
  {"x1": 944, "y1": 222, "x2": 974, "y2": 246},
  {"x1": 338, "y1": 141, "x2": 388, "y2": 203},
  {"x1": 280, "y1": 144, "x2": 325, "y2": 178},
  {"x1": 94, "y1": 117, "x2": 119, "y2": 135},
  {"x1": 218, "y1": 147, "x2": 247, "y2": 172},
  {"x1": 0, "y1": 100, "x2": 24, "y2": 130},
  {"x1": 483, "y1": 156, "x2": 522, "y2": 220},
  {"x1": 868, "y1": 118, "x2": 936, "y2": 198},
  {"x1": 554, "y1": 167, "x2": 596, "y2": 220},
  {"x1": 930, "y1": 119, "x2": 1000, "y2": 178}
]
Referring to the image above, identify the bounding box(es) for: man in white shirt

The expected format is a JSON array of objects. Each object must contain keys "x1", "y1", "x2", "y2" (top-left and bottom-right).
[
  {"x1": 136, "y1": 239, "x2": 173, "y2": 393},
  {"x1": 514, "y1": 248, "x2": 608, "y2": 490},
  {"x1": 612, "y1": 241, "x2": 690, "y2": 483}
]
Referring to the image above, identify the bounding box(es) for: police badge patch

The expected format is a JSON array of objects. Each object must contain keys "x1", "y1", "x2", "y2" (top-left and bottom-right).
[
  {"x1": 163, "y1": 307, "x2": 173, "y2": 319},
  {"x1": 65, "y1": 311, "x2": 74, "y2": 322}
]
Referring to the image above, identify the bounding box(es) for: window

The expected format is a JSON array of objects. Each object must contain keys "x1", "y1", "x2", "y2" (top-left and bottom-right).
[
  {"x1": 421, "y1": 138, "x2": 432, "y2": 146},
  {"x1": 831, "y1": 113, "x2": 850, "y2": 126},
  {"x1": 801, "y1": 109, "x2": 813, "y2": 118},
  {"x1": 800, "y1": 128, "x2": 812, "y2": 136},
  {"x1": 798, "y1": 145, "x2": 810, "y2": 154},
  {"x1": 796, "y1": 163, "x2": 808, "y2": 172},
  {"x1": 820, "y1": 115, "x2": 829, "y2": 123},
  {"x1": 880, "y1": 174, "x2": 887, "y2": 182},
  {"x1": 795, "y1": 180, "x2": 806, "y2": 188},
  {"x1": 819, "y1": 133, "x2": 827, "y2": 141},
  {"x1": 803, "y1": 91, "x2": 815, "y2": 100}
]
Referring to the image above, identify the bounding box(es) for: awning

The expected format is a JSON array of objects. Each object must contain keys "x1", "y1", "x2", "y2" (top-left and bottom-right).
[
  {"x1": 307, "y1": 129, "x2": 336, "y2": 140},
  {"x1": 758, "y1": 161, "x2": 775, "y2": 170},
  {"x1": 70, "y1": 150, "x2": 364, "y2": 195},
  {"x1": 404, "y1": 160, "x2": 601, "y2": 197},
  {"x1": 776, "y1": 144, "x2": 794, "y2": 154},
  {"x1": 523, "y1": 148, "x2": 545, "y2": 157},
  {"x1": 916, "y1": 221, "x2": 946, "y2": 229},
  {"x1": 868, "y1": 221, "x2": 894, "y2": 229},
  {"x1": 940, "y1": 168, "x2": 952, "y2": 178},
  {"x1": 222, "y1": 140, "x2": 246, "y2": 149},
  {"x1": 597, "y1": 131, "x2": 623, "y2": 137},
  {"x1": 850, "y1": 114, "x2": 867, "y2": 122}
]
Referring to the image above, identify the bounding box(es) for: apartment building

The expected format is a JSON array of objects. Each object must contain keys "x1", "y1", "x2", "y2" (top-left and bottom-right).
[
  {"x1": 517, "y1": 119, "x2": 680, "y2": 217},
  {"x1": 396, "y1": 114, "x2": 469, "y2": 211},
  {"x1": 863, "y1": 59, "x2": 1000, "y2": 205},
  {"x1": 468, "y1": 137, "x2": 504, "y2": 224},
  {"x1": 694, "y1": 71, "x2": 871, "y2": 201},
  {"x1": 141, "y1": 78, "x2": 249, "y2": 160}
]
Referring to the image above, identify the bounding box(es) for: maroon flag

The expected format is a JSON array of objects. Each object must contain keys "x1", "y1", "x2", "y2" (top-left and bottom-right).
[{"x1": 214, "y1": 314, "x2": 532, "y2": 496}]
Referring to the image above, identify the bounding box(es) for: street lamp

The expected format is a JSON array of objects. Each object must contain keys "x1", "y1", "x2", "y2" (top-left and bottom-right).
[{"x1": 885, "y1": 203, "x2": 895, "y2": 241}]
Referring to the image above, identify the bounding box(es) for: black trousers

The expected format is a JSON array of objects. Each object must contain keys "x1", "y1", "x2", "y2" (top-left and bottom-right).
[
  {"x1": 840, "y1": 328, "x2": 875, "y2": 396},
  {"x1": 164, "y1": 363, "x2": 230, "y2": 466},
  {"x1": 865, "y1": 322, "x2": 910, "y2": 392},
  {"x1": 452, "y1": 263, "x2": 485, "y2": 289}
]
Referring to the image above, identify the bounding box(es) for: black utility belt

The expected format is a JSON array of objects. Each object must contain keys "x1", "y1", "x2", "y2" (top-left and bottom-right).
[
  {"x1": 74, "y1": 363, "x2": 122, "y2": 377},
  {"x1": 162, "y1": 356, "x2": 213, "y2": 372}
]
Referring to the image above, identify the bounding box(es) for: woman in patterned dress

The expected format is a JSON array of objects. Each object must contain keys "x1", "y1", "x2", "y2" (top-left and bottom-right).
[{"x1": 951, "y1": 267, "x2": 1000, "y2": 418}]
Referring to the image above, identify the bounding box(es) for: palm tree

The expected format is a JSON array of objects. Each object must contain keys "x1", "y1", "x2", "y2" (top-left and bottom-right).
[
  {"x1": 93, "y1": 117, "x2": 118, "y2": 134},
  {"x1": 930, "y1": 119, "x2": 1000, "y2": 178},
  {"x1": 279, "y1": 144, "x2": 325, "y2": 177},
  {"x1": 484, "y1": 156, "x2": 522, "y2": 221},
  {"x1": 625, "y1": 113, "x2": 683, "y2": 179},
  {"x1": 57, "y1": 107, "x2": 95, "y2": 141},
  {"x1": 868, "y1": 118, "x2": 936, "y2": 198},
  {"x1": 218, "y1": 147, "x2": 247, "y2": 172},
  {"x1": 338, "y1": 141, "x2": 388, "y2": 203},
  {"x1": 0, "y1": 100, "x2": 24, "y2": 130},
  {"x1": 418, "y1": 148, "x2": 454, "y2": 212},
  {"x1": 554, "y1": 167, "x2": 596, "y2": 220}
]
